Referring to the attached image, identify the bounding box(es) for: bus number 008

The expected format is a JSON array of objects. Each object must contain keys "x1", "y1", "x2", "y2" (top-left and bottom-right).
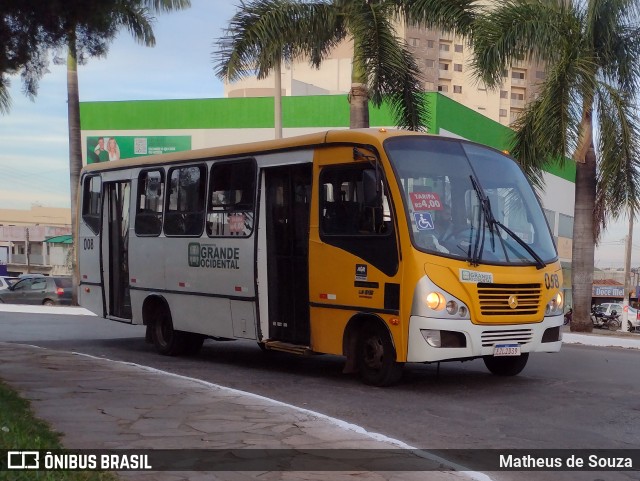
[{"x1": 83, "y1": 238, "x2": 94, "y2": 250}]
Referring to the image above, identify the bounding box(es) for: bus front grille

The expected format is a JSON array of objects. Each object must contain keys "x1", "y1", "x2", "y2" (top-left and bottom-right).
[
  {"x1": 481, "y1": 329, "x2": 533, "y2": 347},
  {"x1": 477, "y1": 283, "x2": 541, "y2": 316}
]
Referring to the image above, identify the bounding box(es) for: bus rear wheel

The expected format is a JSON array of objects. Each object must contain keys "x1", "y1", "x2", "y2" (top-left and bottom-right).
[
  {"x1": 150, "y1": 306, "x2": 186, "y2": 356},
  {"x1": 357, "y1": 324, "x2": 403, "y2": 387},
  {"x1": 483, "y1": 353, "x2": 529, "y2": 376}
]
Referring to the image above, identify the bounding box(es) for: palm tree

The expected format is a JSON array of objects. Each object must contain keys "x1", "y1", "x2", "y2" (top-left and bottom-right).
[
  {"x1": 63, "y1": 0, "x2": 190, "y2": 303},
  {"x1": 471, "y1": 0, "x2": 640, "y2": 332},
  {"x1": 214, "y1": 0, "x2": 477, "y2": 134}
]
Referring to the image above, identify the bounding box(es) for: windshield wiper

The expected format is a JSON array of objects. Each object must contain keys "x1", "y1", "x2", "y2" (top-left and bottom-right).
[
  {"x1": 468, "y1": 174, "x2": 546, "y2": 270},
  {"x1": 469, "y1": 175, "x2": 494, "y2": 266},
  {"x1": 493, "y1": 219, "x2": 547, "y2": 270}
]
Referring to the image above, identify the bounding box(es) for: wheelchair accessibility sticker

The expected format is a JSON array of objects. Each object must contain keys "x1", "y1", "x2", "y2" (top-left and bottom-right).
[{"x1": 413, "y1": 212, "x2": 434, "y2": 231}]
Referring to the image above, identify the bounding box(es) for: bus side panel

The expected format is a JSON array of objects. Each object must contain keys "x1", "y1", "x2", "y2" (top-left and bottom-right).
[
  {"x1": 128, "y1": 232, "x2": 165, "y2": 325},
  {"x1": 162, "y1": 236, "x2": 255, "y2": 338},
  {"x1": 78, "y1": 174, "x2": 104, "y2": 317},
  {"x1": 163, "y1": 293, "x2": 234, "y2": 337}
]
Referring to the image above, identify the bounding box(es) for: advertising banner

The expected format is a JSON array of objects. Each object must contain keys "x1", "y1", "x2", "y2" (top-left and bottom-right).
[{"x1": 87, "y1": 136, "x2": 191, "y2": 164}]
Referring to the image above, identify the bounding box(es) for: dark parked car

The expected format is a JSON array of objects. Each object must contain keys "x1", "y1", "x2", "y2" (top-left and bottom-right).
[{"x1": 0, "y1": 276, "x2": 72, "y2": 306}]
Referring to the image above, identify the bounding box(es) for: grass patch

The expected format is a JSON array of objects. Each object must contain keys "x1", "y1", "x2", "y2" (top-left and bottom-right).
[{"x1": 0, "y1": 380, "x2": 118, "y2": 481}]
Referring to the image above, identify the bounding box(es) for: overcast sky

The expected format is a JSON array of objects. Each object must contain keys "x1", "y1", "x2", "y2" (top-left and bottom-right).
[{"x1": 0, "y1": 0, "x2": 636, "y2": 268}]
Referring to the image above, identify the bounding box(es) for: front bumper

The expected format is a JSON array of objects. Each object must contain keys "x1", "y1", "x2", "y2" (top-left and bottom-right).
[{"x1": 406, "y1": 314, "x2": 564, "y2": 363}]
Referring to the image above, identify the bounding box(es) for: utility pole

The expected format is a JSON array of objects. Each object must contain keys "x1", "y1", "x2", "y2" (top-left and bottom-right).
[
  {"x1": 25, "y1": 227, "x2": 31, "y2": 274},
  {"x1": 621, "y1": 214, "x2": 633, "y2": 332}
]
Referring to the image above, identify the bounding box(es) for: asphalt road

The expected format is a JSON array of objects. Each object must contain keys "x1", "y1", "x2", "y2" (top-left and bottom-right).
[{"x1": 1, "y1": 310, "x2": 639, "y2": 481}]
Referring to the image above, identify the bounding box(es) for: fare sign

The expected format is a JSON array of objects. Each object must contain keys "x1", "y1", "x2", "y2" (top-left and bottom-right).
[{"x1": 410, "y1": 192, "x2": 443, "y2": 211}]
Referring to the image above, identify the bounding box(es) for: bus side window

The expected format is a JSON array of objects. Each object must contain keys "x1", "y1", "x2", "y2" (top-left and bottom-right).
[
  {"x1": 207, "y1": 159, "x2": 256, "y2": 237},
  {"x1": 135, "y1": 169, "x2": 164, "y2": 236},
  {"x1": 82, "y1": 175, "x2": 102, "y2": 234},
  {"x1": 320, "y1": 165, "x2": 389, "y2": 235},
  {"x1": 163, "y1": 164, "x2": 206, "y2": 237}
]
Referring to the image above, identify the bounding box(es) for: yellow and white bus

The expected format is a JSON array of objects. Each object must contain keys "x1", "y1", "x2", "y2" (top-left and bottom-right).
[{"x1": 77, "y1": 129, "x2": 564, "y2": 386}]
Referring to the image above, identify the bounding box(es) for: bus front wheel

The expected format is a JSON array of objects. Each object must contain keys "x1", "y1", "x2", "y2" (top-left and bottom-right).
[
  {"x1": 357, "y1": 324, "x2": 403, "y2": 387},
  {"x1": 483, "y1": 353, "x2": 529, "y2": 376}
]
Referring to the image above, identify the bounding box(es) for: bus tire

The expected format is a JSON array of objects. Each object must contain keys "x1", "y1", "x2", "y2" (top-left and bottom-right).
[
  {"x1": 150, "y1": 305, "x2": 186, "y2": 356},
  {"x1": 357, "y1": 323, "x2": 403, "y2": 387},
  {"x1": 483, "y1": 353, "x2": 529, "y2": 376}
]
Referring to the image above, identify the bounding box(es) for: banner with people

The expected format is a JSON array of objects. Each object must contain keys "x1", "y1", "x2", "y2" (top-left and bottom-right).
[{"x1": 86, "y1": 136, "x2": 192, "y2": 164}]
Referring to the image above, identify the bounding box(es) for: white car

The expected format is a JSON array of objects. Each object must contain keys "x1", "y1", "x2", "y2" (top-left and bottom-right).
[{"x1": 0, "y1": 276, "x2": 19, "y2": 291}]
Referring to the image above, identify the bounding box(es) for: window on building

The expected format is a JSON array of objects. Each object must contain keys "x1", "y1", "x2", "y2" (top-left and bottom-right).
[
  {"x1": 425, "y1": 81, "x2": 435, "y2": 90},
  {"x1": 439, "y1": 43, "x2": 450, "y2": 52},
  {"x1": 438, "y1": 62, "x2": 449, "y2": 71},
  {"x1": 499, "y1": 109, "x2": 507, "y2": 117},
  {"x1": 454, "y1": 63, "x2": 463, "y2": 72},
  {"x1": 135, "y1": 169, "x2": 164, "y2": 236},
  {"x1": 512, "y1": 70, "x2": 526, "y2": 80},
  {"x1": 427, "y1": 40, "x2": 434, "y2": 48},
  {"x1": 536, "y1": 70, "x2": 546, "y2": 79},
  {"x1": 82, "y1": 175, "x2": 102, "y2": 235},
  {"x1": 409, "y1": 37, "x2": 419, "y2": 47},
  {"x1": 453, "y1": 85, "x2": 462, "y2": 94},
  {"x1": 454, "y1": 44, "x2": 463, "y2": 53},
  {"x1": 511, "y1": 92, "x2": 525, "y2": 101},
  {"x1": 558, "y1": 213, "x2": 574, "y2": 238},
  {"x1": 437, "y1": 85, "x2": 449, "y2": 92},
  {"x1": 207, "y1": 160, "x2": 256, "y2": 237},
  {"x1": 164, "y1": 164, "x2": 206, "y2": 236},
  {"x1": 425, "y1": 59, "x2": 435, "y2": 68},
  {"x1": 500, "y1": 90, "x2": 508, "y2": 99}
]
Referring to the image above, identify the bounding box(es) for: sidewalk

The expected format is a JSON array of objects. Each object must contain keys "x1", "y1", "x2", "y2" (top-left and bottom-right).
[{"x1": 0, "y1": 342, "x2": 485, "y2": 481}]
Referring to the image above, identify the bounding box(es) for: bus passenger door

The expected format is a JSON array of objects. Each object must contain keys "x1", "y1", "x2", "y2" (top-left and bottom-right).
[
  {"x1": 263, "y1": 164, "x2": 312, "y2": 345},
  {"x1": 102, "y1": 181, "x2": 132, "y2": 321}
]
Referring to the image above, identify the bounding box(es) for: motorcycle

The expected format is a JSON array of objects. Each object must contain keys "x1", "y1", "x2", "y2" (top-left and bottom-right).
[
  {"x1": 563, "y1": 308, "x2": 572, "y2": 326},
  {"x1": 592, "y1": 308, "x2": 621, "y2": 331}
]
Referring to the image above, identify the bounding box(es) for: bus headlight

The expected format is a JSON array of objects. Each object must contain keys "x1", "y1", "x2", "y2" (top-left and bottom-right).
[
  {"x1": 545, "y1": 292, "x2": 563, "y2": 316},
  {"x1": 426, "y1": 292, "x2": 446, "y2": 310},
  {"x1": 414, "y1": 275, "x2": 470, "y2": 320}
]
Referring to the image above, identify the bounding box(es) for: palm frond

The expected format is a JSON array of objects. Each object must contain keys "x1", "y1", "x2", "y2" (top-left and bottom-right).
[
  {"x1": 395, "y1": 0, "x2": 478, "y2": 37},
  {"x1": 350, "y1": 1, "x2": 427, "y2": 130},
  {"x1": 593, "y1": 82, "x2": 640, "y2": 239},
  {"x1": 471, "y1": 0, "x2": 580, "y2": 89},
  {"x1": 0, "y1": 76, "x2": 11, "y2": 114},
  {"x1": 214, "y1": 0, "x2": 342, "y2": 81},
  {"x1": 509, "y1": 51, "x2": 589, "y2": 190},
  {"x1": 112, "y1": 4, "x2": 157, "y2": 47},
  {"x1": 142, "y1": 0, "x2": 191, "y2": 12}
]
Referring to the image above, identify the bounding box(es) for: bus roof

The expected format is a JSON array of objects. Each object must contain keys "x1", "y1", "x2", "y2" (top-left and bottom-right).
[{"x1": 81, "y1": 128, "x2": 431, "y2": 173}]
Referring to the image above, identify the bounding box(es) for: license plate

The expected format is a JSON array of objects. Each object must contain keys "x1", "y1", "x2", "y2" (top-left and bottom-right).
[{"x1": 494, "y1": 344, "x2": 521, "y2": 356}]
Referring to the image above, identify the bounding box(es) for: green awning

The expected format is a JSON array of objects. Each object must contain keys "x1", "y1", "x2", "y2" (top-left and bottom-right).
[{"x1": 44, "y1": 235, "x2": 72, "y2": 244}]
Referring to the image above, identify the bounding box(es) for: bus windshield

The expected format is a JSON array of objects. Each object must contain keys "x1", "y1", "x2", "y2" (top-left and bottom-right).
[{"x1": 385, "y1": 136, "x2": 557, "y2": 266}]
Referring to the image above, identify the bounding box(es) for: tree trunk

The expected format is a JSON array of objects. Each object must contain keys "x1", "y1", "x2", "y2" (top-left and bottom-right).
[
  {"x1": 570, "y1": 143, "x2": 597, "y2": 332},
  {"x1": 67, "y1": 33, "x2": 82, "y2": 306},
  {"x1": 274, "y1": 60, "x2": 282, "y2": 139},
  {"x1": 349, "y1": 44, "x2": 369, "y2": 129}
]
